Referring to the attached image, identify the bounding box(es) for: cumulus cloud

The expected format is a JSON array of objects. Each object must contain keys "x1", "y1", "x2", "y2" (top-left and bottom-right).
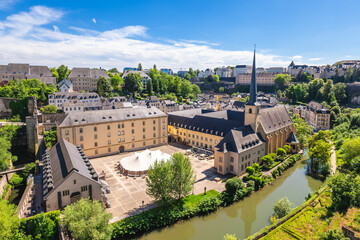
[
  {"x1": 0, "y1": 6, "x2": 292, "y2": 70},
  {"x1": 92, "y1": 18, "x2": 96, "y2": 24},
  {"x1": 0, "y1": 0, "x2": 19, "y2": 10}
]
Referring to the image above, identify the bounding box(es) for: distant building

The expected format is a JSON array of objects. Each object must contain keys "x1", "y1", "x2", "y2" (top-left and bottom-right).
[
  {"x1": 236, "y1": 72, "x2": 276, "y2": 86},
  {"x1": 0, "y1": 63, "x2": 56, "y2": 85},
  {"x1": 123, "y1": 67, "x2": 138, "y2": 73},
  {"x1": 177, "y1": 71, "x2": 188, "y2": 78},
  {"x1": 57, "y1": 107, "x2": 168, "y2": 158},
  {"x1": 58, "y1": 79, "x2": 73, "y2": 93},
  {"x1": 198, "y1": 69, "x2": 213, "y2": 78},
  {"x1": 267, "y1": 67, "x2": 285, "y2": 74},
  {"x1": 305, "y1": 101, "x2": 330, "y2": 130},
  {"x1": 68, "y1": 68, "x2": 109, "y2": 92},
  {"x1": 287, "y1": 61, "x2": 308, "y2": 76},
  {"x1": 256, "y1": 67, "x2": 265, "y2": 73},
  {"x1": 42, "y1": 138, "x2": 102, "y2": 211},
  {"x1": 234, "y1": 65, "x2": 252, "y2": 76},
  {"x1": 160, "y1": 68, "x2": 174, "y2": 75},
  {"x1": 48, "y1": 92, "x2": 101, "y2": 112},
  {"x1": 122, "y1": 70, "x2": 151, "y2": 88}
]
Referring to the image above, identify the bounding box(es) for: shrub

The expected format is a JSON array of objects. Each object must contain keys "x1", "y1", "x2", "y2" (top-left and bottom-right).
[
  {"x1": 273, "y1": 196, "x2": 293, "y2": 218},
  {"x1": 246, "y1": 166, "x2": 255, "y2": 176},
  {"x1": 276, "y1": 148, "x2": 287, "y2": 159},
  {"x1": 225, "y1": 177, "x2": 245, "y2": 195},
  {"x1": 9, "y1": 174, "x2": 23, "y2": 186},
  {"x1": 197, "y1": 197, "x2": 221, "y2": 214},
  {"x1": 41, "y1": 105, "x2": 58, "y2": 113}
]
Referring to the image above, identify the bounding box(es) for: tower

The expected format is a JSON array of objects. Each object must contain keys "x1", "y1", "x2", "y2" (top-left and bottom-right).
[{"x1": 245, "y1": 46, "x2": 261, "y2": 131}]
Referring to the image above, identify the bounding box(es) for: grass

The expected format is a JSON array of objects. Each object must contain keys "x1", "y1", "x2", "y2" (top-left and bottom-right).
[{"x1": 180, "y1": 189, "x2": 219, "y2": 208}]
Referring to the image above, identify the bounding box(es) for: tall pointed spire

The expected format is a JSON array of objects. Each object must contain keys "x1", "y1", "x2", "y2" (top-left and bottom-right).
[{"x1": 248, "y1": 45, "x2": 257, "y2": 105}]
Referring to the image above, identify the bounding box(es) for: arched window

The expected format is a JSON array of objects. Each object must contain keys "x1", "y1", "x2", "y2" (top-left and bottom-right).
[{"x1": 249, "y1": 108, "x2": 252, "y2": 114}]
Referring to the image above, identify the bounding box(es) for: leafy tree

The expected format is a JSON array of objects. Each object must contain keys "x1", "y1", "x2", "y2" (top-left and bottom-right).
[
  {"x1": 340, "y1": 137, "x2": 360, "y2": 164},
  {"x1": 213, "y1": 74, "x2": 220, "y2": 82},
  {"x1": 26, "y1": 212, "x2": 55, "y2": 240},
  {"x1": 246, "y1": 166, "x2": 255, "y2": 176},
  {"x1": 108, "y1": 68, "x2": 119, "y2": 73},
  {"x1": 62, "y1": 198, "x2": 113, "y2": 240},
  {"x1": 308, "y1": 133, "x2": 331, "y2": 176},
  {"x1": 332, "y1": 83, "x2": 347, "y2": 104},
  {"x1": 292, "y1": 114, "x2": 313, "y2": 147},
  {"x1": 274, "y1": 74, "x2": 291, "y2": 87},
  {"x1": 261, "y1": 155, "x2": 274, "y2": 168},
  {"x1": 276, "y1": 148, "x2": 287, "y2": 157},
  {"x1": 192, "y1": 84, "x2": 201, "y2": 99},
  {"x1": 0, "y1": 137, "x2": 12, "y2": 171},
  {"x1": 225, "y1": 177, "x2": 245, "y2": 195},
  {"x1": 43, "y1": 127, "x2": 57, "y2": 149},
  {"x1": 170, "y1": 153, "x2": 196, "y2": 200},
  {"x1": 41, "y1": 105, "x2": 58, "y2": 113},
  {"x1": 9, "y1": 174, "x2": 23, "y2": 186},
  {"x1": 330, "y1": 173, "x2": 360, "y2": 210},
  {"x1": 308, "y1": 78, "x2": 324, "y2": 101},
  {"x1": 0, "y1": 200, "x2": 21, "y2": 239},
  {"x1": 97, "y1": 77, "x2": 112, "y2": 97},
  {"x1": 146, "y1": 160, "x2": 173, "y2": 203},
  {"x1": 252, "y1": 163, "x2": 260, "y2": 173},
  {"x1": 180, "y1": 81, "x2": 193, "y2": 98},
  {"x1": 184, "y1": 73, "x2": 191, "y2": 80},
  {"x1": 219, "y1": 87, "x2": 225, "y2": 93},
  {"x1": 320, "y1": 229, "x2": 347, "y2": 240},
  {"x1": 110, "y1": 74, "x2": 123, "y2": 87},
  {"x1": 273, "y1": 196, "x2": 293, "y2": 218},
  {"x1": 283, "y1": 145, "x2": 290, "y2": 152},
  {"x1": 124, "y1": 73, "x2": 142, "y2": 94},
  {"x1": 57, "y1": 65, "x2": 70, "y2": 82}
]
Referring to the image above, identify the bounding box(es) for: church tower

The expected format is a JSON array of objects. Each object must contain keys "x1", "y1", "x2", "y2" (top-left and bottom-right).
[{"x1": 245, "y1": 47, "x2": 261, "y2": 132}]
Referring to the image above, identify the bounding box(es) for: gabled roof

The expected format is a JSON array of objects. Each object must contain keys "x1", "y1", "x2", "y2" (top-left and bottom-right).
[
  {"x1": 259, "y1": 105, "x2": 293, "y2": 134},
  {"x1": 216, "y1": 126, "x2": 264, "y2": 153},
  {"x1": 286, "y1": 131, "x2": 299, "y2": 143},
  {"x1": 59, "y1": 79, "x2": 72, "y2": 88}
]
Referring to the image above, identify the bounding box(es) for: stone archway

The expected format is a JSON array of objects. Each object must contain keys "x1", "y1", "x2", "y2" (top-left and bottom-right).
[{"x1": 119, "y1": 146, "x2": 125, "y2": 153}]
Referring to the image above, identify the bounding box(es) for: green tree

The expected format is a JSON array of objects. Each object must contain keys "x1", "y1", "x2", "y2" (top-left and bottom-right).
[
  {"x1": 43, "y1": 127, "x2": 57, "y2": 149},
  {"x1": 292, "y1": 114, "x2": 313, "y2": 147},
  {"x1": 261, "y1": 155, "x2": 274, "y2": 168},
  {"x1": 273, "y1": 196, "x2": 293, "y2": 218},
  {"x1": 124, "y1": 73, "x2": 142, "y2": 94},
  {"x1": 213, "y1": 75, "x2": 220, "y2": 82},
  {"x1": 108, "y1": 68, "x2": 118, "y2": 73},
  {"x1": 138, "y1": 63, "x2": 143, "y2": 71},
  {"x1": 62, "y1": 198, "x2": 113, "y2": 240},
  {"x1": 28, "y1": 212, "x2": 56, "y2": 240},
  {"x1": 192, "y1": 84, "x2": 201, "y2": 99},
  {"x1": 332, "y1": 83, "x2": 347, "y2": 104},
  {"x1": 97, "y1": 77, "x2": 112, "y2": 97},
  {"x1": 225, "y1": 177, "x2": 245, "y2": 195},
  {"x1": 110, "y1": 74, "x2": 123, "y2": 87},
  {"x1": 274, "y1": 74, "x2": 291, "y2": 87},
  {"x1": 330, "y1": 173, "x2": 360, "y2": 210},
  {"x1": 219, "y1": 87, "x2": 225, "y2": 93},
  {"x1": 57, "y1": 65, "x2": 70, "y2": 82},
  {"x1": 308, "y1": 133, "x2": 331, "y2": 176},
  {"x1": 146, "y1": 79, "x2": 153, "y2": 95},
  {"x1": 170, "y1": 153, "x2": 196, "y2": 200},
  {"x1": 41, "y1": 105, "x2": 57, "y2": 113},
  {"x1": 0, "y1": 200, "x2": 21, "y2": 239},
  {"x1": 246, "y1": 166, "x2": 255, "y2": 176},
  {"x1": 276, "y1": 148, "x2": 287, "y2": 157},
  {"x1": 341, "y1": 137, "x2": 360, "y2": 164},
  {"x1": 146, "y1": 160, "x2": 173, "y2": 203},
  {"x1": 184, "y1": 73, "x2": 191, "y2": 80},
  {"x1": 308, "y1": 78, "x2": 324, "y2": 101},
  {"x1": 180, "y1": 81, "x2": 193, "y2": 98}
]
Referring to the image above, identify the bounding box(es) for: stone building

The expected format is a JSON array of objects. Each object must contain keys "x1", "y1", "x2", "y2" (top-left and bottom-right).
[
  {"x1": 0, "y1": 63, "x2": 56, "y2": 85},
  {"x1": 236, "y1": 72, "x2": 276, "y2": 85},
  {"x1": 305, "y1": 101, "x2": 331, "y2": 130},
  {"x1": 42, "y1": 138, "x2": 102, "y2": 211},
  {"x1": 68, "y1": 68, "x2": 109, "y2": 92},
  {"x1": 57, "y1": 107, "x2": 168, "y2": 158},
  {"x1": 48, "y1": 92, "x2": 101, "y2": 112},
  {"x1": 58, "y1": 79, "x2": 73, "y2": 93}
]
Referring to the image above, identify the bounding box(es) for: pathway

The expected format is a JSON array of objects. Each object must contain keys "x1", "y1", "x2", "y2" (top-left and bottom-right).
[{"x1": 330, "y1": 144, "x2": 336, "y2": 176}]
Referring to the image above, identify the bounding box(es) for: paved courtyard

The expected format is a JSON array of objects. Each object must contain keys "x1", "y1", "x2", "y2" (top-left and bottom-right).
[{"x1": 89, "y1": 144, "x2": 227, "y2": 222}]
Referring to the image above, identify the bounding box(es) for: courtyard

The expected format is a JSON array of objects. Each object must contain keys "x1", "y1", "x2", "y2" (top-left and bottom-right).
[{"x1": 89, "y1": 143, "x2": 227, "y2": 222}]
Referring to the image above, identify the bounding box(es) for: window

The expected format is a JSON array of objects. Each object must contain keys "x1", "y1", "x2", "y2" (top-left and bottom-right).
[
  {"x1": 118, "y1": 124, "x2": 120, "y2": 128},
  {"x1": 132, "y1": 136, "x2": 135, "y2": 140},
  {"x1": 143, "y1": 128, "x2": 145, "y2": 132},
  {"x1": 108, "y1": 132, "x2": 111, "y2": 137},
  {"x1": 242, "y1": 157, "x2": 244, "y2": 162},
  {"x1": 80, "y1": 136, "x2": 83, "y2": 141},
  {"x1": 132, "y1": 129, "x2": 134, "y2": 134},
  {"x1": 153, "y1": 120, "x2": 156, "y2": 124},
  {"x1": 153, "y1": 126, "x2": 156, "y2": 131},
  {"x1": 95, "y1": 150, "x2": 98, "y2": 154},
  {"x1": 230, "y1": 157, "x2": 234, "y2": 163},
  {"x1": 230, "y1": 165, "x2": 234, "y2": 172},
  {"x1": 108, "y1": 147, "x2": 111, "y2": 152},
  {"x1": 249, "y1": 108, "x2": 252, "y2": 114},
  {"x1": 219, "y1": 166, "x2": 223, "y2": 172},
  {"x1": 153, "y1": 133, "x2": 156, "y2": 137},
  {"x1": 108, "y1": 140, "x2": 111, "y2": 144},
  {"x1": 95, "y1": 142, "x2": 98, "y2": 147},
  {"x1": 80, "y1": 128, "x2": 83, "y2": 133},
  {"x1": 74, "y1": 180, "x2": 76, "y2": 184},
  {"x1": 143, "y1": 142, "x2": 146, "y2": 146},
  {"x1": 201, "y1": 137, "x2": 203, "y2": 140},
  {"x1": 94, "y1": 126, "x2": 97, "y2": 131},
  {"x1": 122, "y1": 137, "x2": 125, "y2": 142},
  {"x1": 219, "y1": 157, "x2": 223, "y2": 162},
  {"x1": 132, "y1": 143, "x2": 135, "y2": 148},
  {"x1": 118, "y1": 138, "x2": 121, "y2": 143},
  {"x1": 118, "y1": 131, "x2": 121, "y2": 136},
  {"x1": 143, "y1": 121, "x2": 145, "y2": 126},
  {"x1": 81, "y1": 186, "x2": 88, "y2": 192},
  {"x1": 94, "y1": 134, "x2": 97, "y2": 139},
  {"x1": 65, "y1": 130, "x2": 69, "y2": 135},
  {"x1": 215, "y1": 140, "x2": 218, "y2": 144},
  {"x1": 205, "y1": 138, "x2": 208, "y2": 142},
  {"x1": 107, "y1": 125, "x2": 110, "y2": 130},
  {"x1": 62, "y1": 190, "x2": 70, "y2": 196},
  {"x1": 210, "y1": 139, "x2": 212, "y2": 143},
  {"x1": 122, "y1": 130, "x2": 124, "y2": 135},
  {"x1": 153, "y1": 140, "x2": 156, "y2": 144},
  {"x1": 143, "y1": 134, "x2": 145, "y2": 139},
  {"x1": 131, "y1": 123, "x2": 134, "y2": 127}
]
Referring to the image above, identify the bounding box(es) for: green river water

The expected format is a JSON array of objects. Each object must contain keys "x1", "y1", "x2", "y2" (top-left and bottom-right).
[{"x1": 139, "y1": 156, "x2": 323, "y2": 240}]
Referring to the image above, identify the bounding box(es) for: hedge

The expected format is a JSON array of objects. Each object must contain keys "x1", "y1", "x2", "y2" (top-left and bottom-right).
[{"x1": 272, "y1": 154, "x2": 301, "y2": 179}]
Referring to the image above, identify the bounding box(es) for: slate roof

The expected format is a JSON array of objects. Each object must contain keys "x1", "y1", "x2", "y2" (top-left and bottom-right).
[
  {"x1": 259, "y1": 105, "x2": 293, "y2": 134},
  {"x1": 58, "y1": 107, "x2": 166, "y2": 127},
  {"x1": 49, "y1": 92, "x2": 99, "y2": 100},
  {"x1": 58, "y1": 79, "x2": 72, "y2": 88},
  {"x1": 168, "y1": 109, "x2": 244, "y2": 137},
  {"x1": 43, "y1": 138, "x2": 99, "y2": 198},
  {"x1": 215, "y1": 126, "x2": 264, "y2": 153},
  {"x1": 122, "y1": 70, "x2": 149, "y2": 79},
  {"x1": 307, "y1": 101, "x2": 330, "y2": 113}
]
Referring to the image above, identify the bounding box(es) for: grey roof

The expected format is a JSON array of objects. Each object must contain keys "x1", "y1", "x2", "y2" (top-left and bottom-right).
[
  {"x1": 168, "y1": 109, "x2": 244, "y2": 137},
  {"x1": 43, "y1": 138, "x2": 99, "y2": 197},
  {"x1": 122, "y1": 70, "x2": 149, "y2": 79},
  {"x1": 216, "y1": 126, "x2": 264, "y2": 153},
  {"x1": 259, "y1": 105, "x2": 293, "y2": 134},
  {"x1": 286, "y1": 131, "x2": 299, "y2": 143},
  {"x1": 49, "y1": 92, "x2": 99, "y2": 100},
  {"x1": 59, "y1": 79, "x2": 72, "y2": 88},
  {"x1": 58, "y1": 107, "x2": 166, "y2": 127},
  {"x1": 308, "y1": 101, "x2": 330, "y2": 113}
]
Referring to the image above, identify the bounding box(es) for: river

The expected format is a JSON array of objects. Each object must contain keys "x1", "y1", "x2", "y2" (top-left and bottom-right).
[{"x1": 138, "y1": 155, "x2": 323, "y2": 240}]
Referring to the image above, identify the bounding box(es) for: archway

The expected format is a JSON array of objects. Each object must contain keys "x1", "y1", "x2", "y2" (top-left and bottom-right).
[{"x1": 119, "y1": 146, "x2": 125, "y2": 153}]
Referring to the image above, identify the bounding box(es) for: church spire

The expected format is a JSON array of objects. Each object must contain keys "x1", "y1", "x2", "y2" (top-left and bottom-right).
[{"x1": 248, "y1": 45, "x2": 257, "y2": 105}]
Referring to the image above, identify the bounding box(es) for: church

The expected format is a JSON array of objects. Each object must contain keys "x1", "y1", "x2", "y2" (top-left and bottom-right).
[{"x1": 214, "y1": 49, "x2": 300, "y2": 176}]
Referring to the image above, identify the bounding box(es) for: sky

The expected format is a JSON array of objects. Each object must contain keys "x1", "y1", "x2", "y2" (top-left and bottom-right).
[{"x1": 0, "y1": 0, "x2": 359, "y2": 71}]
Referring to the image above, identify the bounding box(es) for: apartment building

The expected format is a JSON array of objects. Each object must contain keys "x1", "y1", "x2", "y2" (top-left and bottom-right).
[
  {"x1": 305, "y1": 101, "x2": 331, "y2": 130},
  {"x1": 57, "y1": 107, "x2": 168, "y2": 158},
  {"x1": 42, "y1": 138, "x2": 102, "y2": 211},
  {"x1": 68, "y1": 68, "x2": 109, "y2": 92},
  {"x1": 48, "y1": 92, "x2": 101, "y2": 110},
  {"x1": 236, "y1": 72, "x2": 276, "y2": 85},
  {"x1": 267, "y1": 67, "x2": 285, "y2": 73},
  {"x1": 0, "y1": 63, "x2": 56, "y2": 85},
  {"x1": 216, "y1": 67, "x2": 234, "y2": 77},
  {"x1": 198, "y1": 69, "x2": 213, "y2": 78},
  {"x1": 234, "y1": 65, "x2": 252, "y2": 76}
]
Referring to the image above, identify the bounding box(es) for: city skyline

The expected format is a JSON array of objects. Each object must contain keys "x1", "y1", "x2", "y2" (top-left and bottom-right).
[{"x1": 0, "y1": 0, "x2": 359, "y2": 70}]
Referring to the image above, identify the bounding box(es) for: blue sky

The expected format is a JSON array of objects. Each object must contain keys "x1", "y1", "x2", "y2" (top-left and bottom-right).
[{"x1": 0, "y1": 0, "x2": 359, "y2": 70}]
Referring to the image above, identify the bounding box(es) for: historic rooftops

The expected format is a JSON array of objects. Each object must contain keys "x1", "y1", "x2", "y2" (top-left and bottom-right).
[
  {"x1": 122, "y1": 70, "x2": 149, "y2": 79},
  {"x1": 42, "y1": 138, "x2": 99, "y2": 198},
  {"x1": 58, "y1": 107, "x2": 166, "y2": 127},
  {"x1": 59, "y1": 79, "x2": 72, "y2": 88},
  {"x1": 49, "y1": 92, "x2": 99, "y2": 100},
  {"x1": 307, "y1": 101, "x2": 330, "y2": 113},
  {"x1": 216, "y1": 126, "x2": 264, "y2": 153},
  {"x1": 259, "y1": 105, "x2": 293, "y2": 134},
  {"x1": 68, "y1": 68, "x2": 109, "y2": 79}
]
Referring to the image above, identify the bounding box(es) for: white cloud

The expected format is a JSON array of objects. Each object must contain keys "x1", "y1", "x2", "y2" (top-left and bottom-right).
[
  {"x1": 0, "y1": 0, "x2": 19, "y2": 10},
  {"x1": 92, "y1": 18, "x2": 96, "y2": 24},
  {"x1": 291, "y1": 55, "x2": 303, "y2": 60},
  {"x1": 309, "y1": 57, "x2": 323, "y2": 61},
  {"x1": 0, "y1": 6, "x2": 292, "y2": 70}
]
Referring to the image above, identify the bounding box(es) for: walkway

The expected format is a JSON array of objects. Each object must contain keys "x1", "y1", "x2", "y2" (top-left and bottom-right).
[
  {"x1": 0, "y1": 121, "x2": 26, "y2": 126},
  {"x1": 330, "y1": 144, "x2": 336, "y2": 176}
]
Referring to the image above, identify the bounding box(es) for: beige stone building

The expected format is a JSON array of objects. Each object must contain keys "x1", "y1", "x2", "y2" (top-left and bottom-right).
[
  {"x1": 305, "y1": 101, "x2": 331, "y2": 130},
  {"x1": 68, "y1": 68, "x2": 109, "y2": 92},
  {"x1": 236, "y1": 72, "x2": 276, "y2": 85},
  {"x1": 42, "y1": 138, "x2": 102, "y2": 211},
  {"x1": 57, "y1": 107, "x2": 168, "y2": 158}
]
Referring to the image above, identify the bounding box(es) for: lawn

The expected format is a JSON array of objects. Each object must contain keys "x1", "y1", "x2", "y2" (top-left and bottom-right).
[{"x1": 180, "y1": 189, "x2": 219, "y2": 208}]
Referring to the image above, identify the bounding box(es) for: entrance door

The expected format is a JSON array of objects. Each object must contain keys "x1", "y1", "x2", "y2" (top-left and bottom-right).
[{"x1": 119, "y1": 146, "x2": 125, "y2": 153}]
